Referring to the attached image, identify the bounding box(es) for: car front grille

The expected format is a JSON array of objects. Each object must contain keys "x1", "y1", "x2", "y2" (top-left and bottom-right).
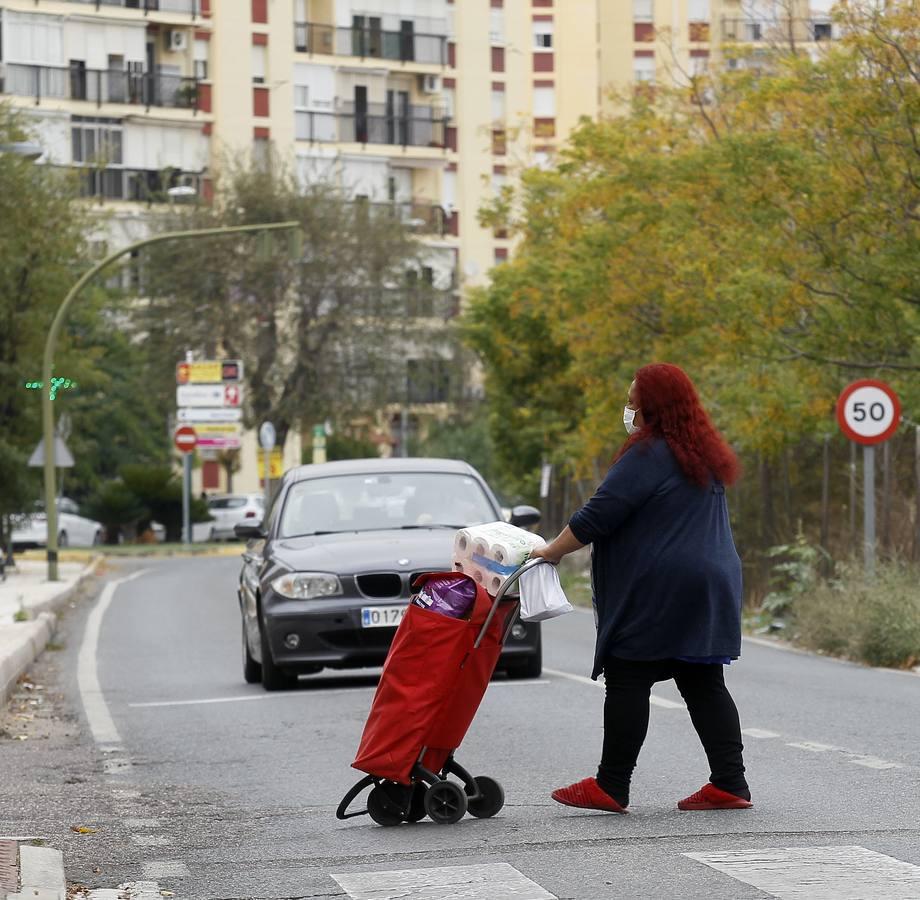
[{"x1": 355, "y1": 573, "x2": 402, "y2": 599}]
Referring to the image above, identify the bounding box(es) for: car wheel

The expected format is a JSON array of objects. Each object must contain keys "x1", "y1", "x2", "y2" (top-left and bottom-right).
[
  {"x1": 58, "y1": 531, "x2": 68, "y2": 549},
  {"x1": 506, "y1": 644, "x2": 542, "y2": 680},
  {"x1": 258, "y1": 611, "x2": 295, "y2": 691},
  {"x1": 242, "y1": 621, "x2": 261, "y2": 684}
]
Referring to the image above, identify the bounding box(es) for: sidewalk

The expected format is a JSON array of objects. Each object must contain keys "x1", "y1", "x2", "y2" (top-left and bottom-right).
[{"x1": 0, "y1": 557, "x2": 99, "y2": 706}]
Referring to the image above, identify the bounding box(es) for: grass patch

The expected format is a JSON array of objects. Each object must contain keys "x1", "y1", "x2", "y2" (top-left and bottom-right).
[{"x1": 789, "y1": 560, "x2": 920, "y2": 669}]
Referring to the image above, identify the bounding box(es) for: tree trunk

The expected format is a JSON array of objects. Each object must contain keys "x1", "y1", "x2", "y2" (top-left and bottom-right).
[
  {"x1": 820, "y1": 435, "x2": 830, "y2": 572},
  {"x1": 759, "y1": 456, "x2": 775, "y2": 548}
]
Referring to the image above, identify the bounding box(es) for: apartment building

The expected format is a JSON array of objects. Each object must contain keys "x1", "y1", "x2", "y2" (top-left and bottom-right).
[{"x1": 0, "y1": 0, "x2": 211, "y2": 250}]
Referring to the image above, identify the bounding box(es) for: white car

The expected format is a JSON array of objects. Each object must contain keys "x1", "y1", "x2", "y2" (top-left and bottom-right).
[
  {"x1": 12, "y1": 497, "x2": 103, "y2": 549},
  {"x1": 205, "y1": 493, "x2": 265, "y2": 541}
]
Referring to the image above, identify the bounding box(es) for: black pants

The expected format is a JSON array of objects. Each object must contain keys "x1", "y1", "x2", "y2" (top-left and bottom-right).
[{"x1": 595, "y1": 657, "x2": 749, "y2": 807}]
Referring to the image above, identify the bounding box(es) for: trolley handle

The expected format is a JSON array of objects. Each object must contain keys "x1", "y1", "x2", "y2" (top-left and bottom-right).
[{"x1": 473, "y1": 557, "x2": 552, "y2": 649}]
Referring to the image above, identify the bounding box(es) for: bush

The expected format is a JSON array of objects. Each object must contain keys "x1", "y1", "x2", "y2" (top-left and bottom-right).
[{"x1": 791, "y1": 561, "x2": 920, "y2": 669}]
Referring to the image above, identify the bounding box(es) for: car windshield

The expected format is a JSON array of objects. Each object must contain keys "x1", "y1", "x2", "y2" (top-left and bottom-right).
[{"x1": 278, "y1": 472, "x2": 497, "y2": 538}]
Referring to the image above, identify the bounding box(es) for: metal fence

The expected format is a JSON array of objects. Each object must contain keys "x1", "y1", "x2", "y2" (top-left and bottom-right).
[
  {"x1": 293, "y1": 22, "x2": 447, "y2": 65},
  {"x1": 1, "y1": 64, "x2": 199, "y2": 109},
  {"x1": 51, "y1": 0, "x2": 199, "y2": 14},
  {"x1": 720, "y1": 18, "x2": 836, "y2": 42},
  {"x1": 295, "y1": 110, "x2": 447, "y2": 148},
  {"x1": 70, "y1": 166, "x2": 202, "y2": 203}
]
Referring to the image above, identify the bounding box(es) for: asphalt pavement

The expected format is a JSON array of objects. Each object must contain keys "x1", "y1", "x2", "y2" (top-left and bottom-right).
[{"x1": 1, "y1": 556, "x2": 919, "y2": 900}]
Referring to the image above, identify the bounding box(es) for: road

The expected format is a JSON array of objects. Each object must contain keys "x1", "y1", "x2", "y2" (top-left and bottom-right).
[{"x1": 2, "y1": 557, "x2": 919, "y2": 899}]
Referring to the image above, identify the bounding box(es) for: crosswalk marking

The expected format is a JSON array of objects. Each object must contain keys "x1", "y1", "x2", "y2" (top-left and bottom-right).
[
  {"x1": 685, "y1": 845, "x2": 920, "y2": 899},
  {"x1": 331, "y1": 863, "x2": 557, "y2": 900}
]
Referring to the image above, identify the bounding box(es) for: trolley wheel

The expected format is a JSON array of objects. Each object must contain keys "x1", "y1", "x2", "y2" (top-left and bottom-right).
[
  {"x1": 406, "y1": 783, "x2": 427, "y2": 823},
  {"x1": 466, "y1": 776, "x2": 505, "y2": 818},
  {"x1": 424, "y1": 780, "x2": 468, "y2": 825},
  {"x1": 367, "y1": 785, "x2": 406, "y2": 827}
]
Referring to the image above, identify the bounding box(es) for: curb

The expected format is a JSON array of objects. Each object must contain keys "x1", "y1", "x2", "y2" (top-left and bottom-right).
[
  {"x1": 0, "y1": 557, "x2": 102, "y2": 706},
  {"x1": 2, "y1": 844, "x2": 66, "y2": 900}
]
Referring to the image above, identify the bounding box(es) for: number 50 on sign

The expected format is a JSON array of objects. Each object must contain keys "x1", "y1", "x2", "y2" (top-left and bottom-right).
[{"x1": 836, "y1": 380, "x2": 901, "y2": 446}]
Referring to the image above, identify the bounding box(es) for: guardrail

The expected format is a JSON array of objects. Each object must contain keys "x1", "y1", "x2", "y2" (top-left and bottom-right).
[
  {"x1": 48, "y1": 0, "x2": 199, "y2": 14},
  {"x1": 293, "y1": 21, "x2": 447, "y2": 65},
  {"x1": 69, "y1": 166, "x2": 203, "y2": 203},
  {"x1": 720, "y1": 17, "x2": 835, "y2": 42},
  {"x1": 1, "y1": 64, "x2": 199, "y2": 109},
  {"x1": 295, "y1": 110, "x2": 447, "y2": 148}
]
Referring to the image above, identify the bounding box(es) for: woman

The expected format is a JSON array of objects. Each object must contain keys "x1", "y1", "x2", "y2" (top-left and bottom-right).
[{"x1": 530, "y1": 363, "x2": 752, "y2": 814}]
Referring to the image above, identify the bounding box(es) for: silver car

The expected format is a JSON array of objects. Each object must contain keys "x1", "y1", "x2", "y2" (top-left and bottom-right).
[
  {"x1": 12, "y1": 497, "x2": 103, "y2": 549},
  {"x1": 206, "y1": 493, "x2": 265, "y2": 541}
]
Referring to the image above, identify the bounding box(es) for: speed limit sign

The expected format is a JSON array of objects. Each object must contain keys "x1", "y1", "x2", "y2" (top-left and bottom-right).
[{"x1": 836, "y1": 379, "x2": 901, "y2": 445}]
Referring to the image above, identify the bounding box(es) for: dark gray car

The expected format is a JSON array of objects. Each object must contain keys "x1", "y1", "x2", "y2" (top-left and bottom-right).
[{"x1": 235, "y1": 457, "x2": 542, "y2": 690}]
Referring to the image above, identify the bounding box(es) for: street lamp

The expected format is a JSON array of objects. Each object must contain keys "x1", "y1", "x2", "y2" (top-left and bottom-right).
[{"x1": 42, "y1": 220, "x2": 303, "y2": 580}]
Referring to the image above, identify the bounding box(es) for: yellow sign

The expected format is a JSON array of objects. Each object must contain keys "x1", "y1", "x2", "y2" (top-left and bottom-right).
[
  {"x1": 191, "y1": 422, "x2": 243, "y2": 436},
  {"x1": 257, "y1": 449, "x2": 284, "y2": 480},
  {"x1": 176, "y1": 360, "x2": 222, "y2": 384}
]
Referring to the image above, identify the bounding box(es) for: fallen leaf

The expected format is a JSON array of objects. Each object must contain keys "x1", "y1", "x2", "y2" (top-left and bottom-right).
[{"x1": 70, "y1": 826, "x2": 97, "y2": 834}]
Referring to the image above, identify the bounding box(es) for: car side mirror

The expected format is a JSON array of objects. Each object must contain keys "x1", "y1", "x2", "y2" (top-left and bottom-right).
[
  {"x1": 509, "y1": 505, "x2": 541, "y2": 528},
  {"x1": 234, "y1": 522, "x2": 266, "y2": 541}
]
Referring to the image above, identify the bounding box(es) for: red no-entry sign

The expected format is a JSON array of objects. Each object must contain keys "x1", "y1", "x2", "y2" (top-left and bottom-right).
[{"x1": 174, "y1": 425, "x2": 198, "y2": 454}]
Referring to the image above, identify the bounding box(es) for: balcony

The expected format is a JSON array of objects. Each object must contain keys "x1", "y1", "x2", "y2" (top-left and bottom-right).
[
  {"x1": 0, "y1": 64, "x2": 201, "y2": 111},
  {"x1": 69, "y1": 166, "x2": 203, "y2": 204},
  {"x1": 46, "y1": 0, "x2": 200, "y2": 15},
  {"x1": 295, "y1": 104, "x2": 448, "y2": 149},
  {"x1": 358, "y1": 200, "x2": 447, "y2": 236},
  {"x1": 293, "y1": 22, "x2": 447, "y2": 66},
  {"x1": 721, "y1": 18, "x2": 835, "y2": 43}
]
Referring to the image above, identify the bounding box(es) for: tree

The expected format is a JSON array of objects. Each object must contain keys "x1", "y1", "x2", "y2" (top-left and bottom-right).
[{"x1": 140, "y1": 159, "x2": 446, "y2": 452}]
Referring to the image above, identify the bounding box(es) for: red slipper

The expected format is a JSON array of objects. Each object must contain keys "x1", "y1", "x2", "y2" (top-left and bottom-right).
[
  {"x1": 551, "y1": 777, "x2": 628, "y2": 814},
  {"x1": 678, "y1": 783, "x2": 753, "y2": 810}
]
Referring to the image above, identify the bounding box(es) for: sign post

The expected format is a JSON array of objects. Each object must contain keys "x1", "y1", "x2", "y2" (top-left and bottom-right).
[
  {"x1": 259, "y1": 422, "x2": 276, "y2": 508},
  {"x1": 836, "y1": 379, "x2": 901, "y2": 575},
  {"x1": 174, "y1": 425, "x2": 198, "y2": 544}
]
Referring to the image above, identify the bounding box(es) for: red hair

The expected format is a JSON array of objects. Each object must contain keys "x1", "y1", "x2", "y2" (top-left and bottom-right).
[{"x1": 615, "y1": 363, "x2": 740, "y2": 486}]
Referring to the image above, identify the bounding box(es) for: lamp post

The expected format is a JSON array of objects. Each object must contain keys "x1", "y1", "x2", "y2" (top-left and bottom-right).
[{"x1": 42, "y1": 220, "x2": 302, "y2": 580}]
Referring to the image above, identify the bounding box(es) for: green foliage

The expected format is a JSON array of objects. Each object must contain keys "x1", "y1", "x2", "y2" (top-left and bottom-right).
[
  {"x1": 761, "y1": 530, "x2": 829, "y2": 617},
  {"x1": 323, "y1": 432, "x2": 380, "y2": 462},
  {"x1": 119, "y1": 465, "x2": 210, "y2": 542},
  {"x1": 82, "y1": 481, "x2": 149, "y2": 545},
  {"x1": 409, "y1": 413, "x2": 498, "y2": 489},
  {"x1": 791, "y1": 561, "x2": 920, "y2": 669}
]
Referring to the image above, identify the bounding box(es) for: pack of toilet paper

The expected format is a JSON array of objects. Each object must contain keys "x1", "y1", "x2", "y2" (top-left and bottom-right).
[{"x1": 452, "y1": 521, "x2": 546, "y2": 595}]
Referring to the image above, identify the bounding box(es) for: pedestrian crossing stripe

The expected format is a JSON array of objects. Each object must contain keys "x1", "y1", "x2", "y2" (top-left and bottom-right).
[
  {"x1": 685, "y1": 845, "x2": 920, "y2": 899},
  {"x1": 331, "y1": 863, "x2": 557, "y2": 899}
]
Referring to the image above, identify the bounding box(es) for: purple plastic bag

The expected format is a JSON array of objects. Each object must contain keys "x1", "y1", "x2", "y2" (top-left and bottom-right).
[{"x1": 412, "y1": 574, "x2": 476, "y2": 620}]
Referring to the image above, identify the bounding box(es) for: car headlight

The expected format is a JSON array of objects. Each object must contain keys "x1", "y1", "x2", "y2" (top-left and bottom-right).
[{"x1": 271, "y1": 572, "x2": 342, "y2": 600}]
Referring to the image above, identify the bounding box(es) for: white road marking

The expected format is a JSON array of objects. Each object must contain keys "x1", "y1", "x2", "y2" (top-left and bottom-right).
[
  {"x1": 743, "y1": 728, "x2": 780, "y2": 739},
  {"x1": 81, "y1": 880, "x2": 163, "y2": 899},
  {"x1": 141, "y1": 861, "x2": 190, "y2": 879},
  {"x1": 786, "y1": 741, "x2": 838, "y2": 752},
  {"x1": 77, "y1": 569, "x2": 148, "y2": 748},
  {"x1": 849, "y1": 755, "x2": 901, "y2": 770},
  {"x1": 544, "y1": 666, "x2": 686, "y2": 708},
  {"x1": 685, "y1": 845, "x2": 920, "y2": 899},
  {"x1": 130, "y1": 835, "x2": 169, "y2": 847},
  {"x1": 331, "y1": 863, "x2": 557, "y2": 900},
  {"x1": 129, "y1": 679, "x2": 552, "y2": 709}
]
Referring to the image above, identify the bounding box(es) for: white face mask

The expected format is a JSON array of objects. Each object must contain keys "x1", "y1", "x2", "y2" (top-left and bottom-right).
[{"x1": 623, "y1": 405, "x2": 639, "y2": 435}]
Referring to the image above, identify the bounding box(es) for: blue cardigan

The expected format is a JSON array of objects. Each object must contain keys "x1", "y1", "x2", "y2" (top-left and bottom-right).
[{"x1": 568, "y1": 438, "x2": 743, "y2": 679}]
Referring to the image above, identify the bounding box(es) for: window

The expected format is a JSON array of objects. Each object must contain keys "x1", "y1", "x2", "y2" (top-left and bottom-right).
[
  {"x1": 489, "y1": 8, "x2": 505, "y2": 43},
  {"x1": 443, "y1": 85, "x2": 455, "y2": 119},
  {"x1": 252, "y1": 44, "x2": 266, "y2": 83},
  {"x1": 533, "y1": 21, "x2": 553, "y2": 49},
  {"x1": 533, "y1": 85, "x2": 555, "y2": 117},
  {"x1": 490, "y1": 88, "x2": 505, "y2": 122},
  {"x1": 690, "y1": 54, "x2": 709, "y2": 76},
  {"x1": 71, "y1": 118, "x2": 123, "y2": 165},
  {"x1": 633, "y1": 55, "x2": 655, "y2": 83},
  {"x1": 407, "y1": 359, "x2": 450, "y2": 404},
  {"x1": 687, "y1": 0, "x2": 709, "y2": 22},
  {"x1": 194, "y1": 39, "x2": 209, "y2": 80},
  {"x1": 491, "y1": 170, "x2": 508, "y2": 193},
  {"x1": 633, "y1": 0, "x2": 653, "y2": 23}
]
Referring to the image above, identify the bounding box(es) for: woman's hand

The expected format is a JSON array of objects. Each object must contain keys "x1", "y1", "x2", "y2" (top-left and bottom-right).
[
  {"x1": 528, "y1": 526, "x2": 586, "y2": 566},
  {"x1": 529, "y1": 545, "x2": 563, "y2": 565}
]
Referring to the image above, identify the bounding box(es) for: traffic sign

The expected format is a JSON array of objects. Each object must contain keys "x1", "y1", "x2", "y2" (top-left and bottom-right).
[
  {"x1": 174, "y1": 425, "x2": 198, "y2": 454},
  {"x1": 259, "y1": 421, "x2": 276, "y2": 451},
  {"x1": 836, "y1": 380, "x2": 901, "y2": 446},
  {"x1": 176, "y1": 384, "x2": 245, "y2": 408},
  {"x1": 197, "y1": 435, "x2": 242, "y2": 450},
  {"x1": 177, "y1": 407, "x2": 243, "y2": 423},
  {"x1": 257, "y1": 448, "x2": 283, "y2": 480},
  {"x1": 176, "y1": 359, "x2": 244, "y2": 385}
]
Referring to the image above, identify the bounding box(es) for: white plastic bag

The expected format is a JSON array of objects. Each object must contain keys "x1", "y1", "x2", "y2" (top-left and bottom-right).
[{"x1": 519, "y1": 563, "x2": 574, "y2": 622}]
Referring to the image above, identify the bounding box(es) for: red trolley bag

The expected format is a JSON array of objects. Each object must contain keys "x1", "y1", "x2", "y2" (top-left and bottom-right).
[{"x1": 336, "y1": 559, "x2": 546, "y2": 826}]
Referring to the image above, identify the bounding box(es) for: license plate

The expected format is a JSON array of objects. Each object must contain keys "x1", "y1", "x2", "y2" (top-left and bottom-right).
[{"x1": 361, "y1": 605, "x2": 407, "y2": 628}]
